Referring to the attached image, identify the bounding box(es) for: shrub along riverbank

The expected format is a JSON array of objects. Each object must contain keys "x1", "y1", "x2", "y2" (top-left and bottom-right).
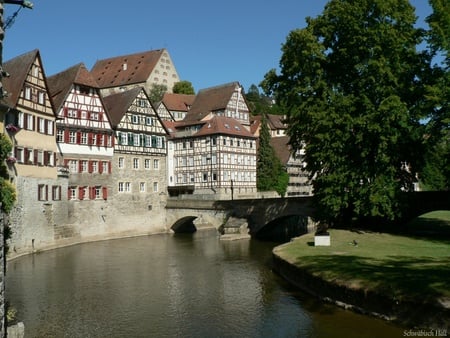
[{"x1": 272, "y1": 211, "x2": 450, "y2": 329}]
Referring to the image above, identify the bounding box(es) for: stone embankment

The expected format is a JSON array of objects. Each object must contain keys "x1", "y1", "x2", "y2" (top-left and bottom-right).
[{"x1": 272, "y1": 247, "x2": 450, "y2": 330}]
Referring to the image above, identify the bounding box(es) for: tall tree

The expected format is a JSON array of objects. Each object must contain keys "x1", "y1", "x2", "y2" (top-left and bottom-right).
[
  {"x1": 172, "y1": 81, "x2": 195, "y2": 95},
  {"x1": 257, "y1": 113, "x2": 289, "y2": 196},
  {"x1": 261, "y1": 0, "x2": 432, "y2": 225},
  {"x1": 421, "y1": 0, "x2": 450, "y2": 189}
]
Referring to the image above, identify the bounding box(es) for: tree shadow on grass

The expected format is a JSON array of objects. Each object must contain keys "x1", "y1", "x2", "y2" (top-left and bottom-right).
[{"x1": 294, "y1": 254, "x2": 450, "y2": 302}]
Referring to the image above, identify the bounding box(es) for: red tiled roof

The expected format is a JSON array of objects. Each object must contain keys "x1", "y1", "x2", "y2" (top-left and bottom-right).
[
  {"x1": 162, "y1": 93, "x2": 196, "y2": 112},
  {"x1": 270, "y1": 136, "x2": 292, "y2": 165},
  {"x1": 91, "y1": 49, "x2": 165, "y2": 89},
  {"x1": 195, "y1": 116, "x2": 255, "y2": 138},
  {"x1": 3, "y1": 49, "x2": 40, "y2": 107},
  {"x1": 47, "y1": 63, "x2": 99, "y2": 111},
  {"x1": 103, "y1": 87, "x2": 143, "y2": 128},
  {"x1": 184, "y1": 82, "x2": 240, "y2": 122}
]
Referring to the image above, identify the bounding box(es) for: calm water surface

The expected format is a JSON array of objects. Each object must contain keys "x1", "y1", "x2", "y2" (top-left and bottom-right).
[{"x1": 7, "y1": 229, "x2": 405, "y2": 337}]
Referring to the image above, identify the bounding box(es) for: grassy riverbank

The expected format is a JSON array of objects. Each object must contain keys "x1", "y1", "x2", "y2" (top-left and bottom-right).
[{"x1": 272, "y1": 211, "x2": 450, "y2": 327}]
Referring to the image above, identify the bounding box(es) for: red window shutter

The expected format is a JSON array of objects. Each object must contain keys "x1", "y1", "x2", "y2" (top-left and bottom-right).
[
  {"x1": 64, "y1": 129, "x2": 69, "y2": 143},
  {"x1": 64, "y1": 159, "x2": 69, "y2": 167},
  {"x1": 99, "y1": 112, "x2": 103, "y2": 121},
  {"x1": 88, "y1": 161, "x2": 93, "y2": 173},
  {"x1": 79, "y1": 187, "x2": 84, "y2": 200},
  {"x1": 76, "y1": 131, "x2": 81, "y2": 144},
  {"x1": 63, "y1": 107, "x2": 68, "y2": 117},
  {"x1": 44, "y1": 151, "x2": 49, "y2": 166},
  {"x1": 108, "y1": 161, "x2": 112, "y2": 174},
  {"x1": 38, "y1": 185, "x2": 41, "y2": 201},
  {"x1": 96, "y1": 133, "x2": 101, "y2": 146},
  {"x1": 78, "y1": 160, "x2": 82, "y2": 172},
  {"x1": 45, "y1": 185, "x2": 48, "y2": 201},
  {"x1": 67, "y1": 187, "x2": 71, "y2": 200},
  {"x1": 32, "y1": 116, "x2": 36, "y2": 131},
  {"x1": 102, "y1": 186, "x2": 108, "y2": 200},
  {"x1": 77, "y1": 110, "x2": 82, "y2": 119},
  {"x1": 44, "y1": 119, "x2": 48, "y2": 134},
  {"x1": 86, "y1": 111, "x2": 91, "y2": 120},
  {"x1": 88, "y1": 133, "x2": 93, "y2": 145},
  {"x1": 90, "y1": 187, "x2": 95, "y2": 199},
  {"x1": 99, "y1": 162, "x2": 103, "y2": 174},
  {"x1": 33, "y1": 149, "x2": 38, "y2": 164}
]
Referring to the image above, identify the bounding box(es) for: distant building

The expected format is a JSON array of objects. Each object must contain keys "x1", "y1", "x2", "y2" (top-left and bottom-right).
[
  {"x1": 91, "y1": 49, "x2": 180, "y2": 96},
  {"x1": 270, "y1": 136, "x2": 312, "y2": 196},
  {"x1": 250, "y1": 114, "x2": 287, "y2": 138},
  {"x1": 2, "y1": 49, "x2": 68, "y2": 253},
  {"x1": 103, "y1": 87, "x2": 168, "y2": 232},
  {"x1": 158, "y1": 93, "x2": 195, "y2": 121}
]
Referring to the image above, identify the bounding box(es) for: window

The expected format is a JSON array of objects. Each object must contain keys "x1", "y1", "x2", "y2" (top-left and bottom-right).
[
  {"x1": 92, "y1": 161, "x2": 98, "y2": 173},
  {"x1": 69, "y1": 131, "x2": 77, "y2": 144},
  {"x1": 118, "y1": 157, "x2": 124, "y2": 169},
  {"x1": 102, "y1": 161, "x2": 109, "y2": 174},
  {"x1": 212, "y1": 172, "x2": 217, "y2": 181},
  {"x1": 118, "y1": 182, "x2": 131, "y2": 193},
  {"x1": 145, "y1": 159, "x2": 151, "y2": 169},
  {"x1": 153, "y1": 182, "x2": 158, "y2": 192},
  {"x1": 38, "y1": 91, "x2": 45, "y2": 105},
  {"x1": 26, "y1": 114, "x2": 34, "y2": 130},
  {"x1": 133, "y1": 158, "x2": 139, "y2": 169},
  {"x1": 146, "y1": 117, "x2": 153, "y2": 125},
  {"x1": 81, "y1": 133, "x2": 88, "y2": 145},
  {"x1": 92, "y1": 134, "x2": 97, "y2": 145},
  {"x1": 24, "y1": 87, "x2": 32, "y2": 100},
  {"x1": 119, "y1": 132, "x2": 128, "y2": 145},
  {"x1": 153, "y1": 159, "x2": 159, "y2": 169},
  {"x1": 47, "y1": 120, "x2": 54, "y2": 135},
  {"x1": 69, "y1": 187, "x2": 77, "y2": 200},
  {"x1": 39, "y1": 118, "x2": 46, "y2": 133},
  {"x1": 14, "y1": 147, "x2": 23, "y2": 163},
  {"x1": 57, "y1": 129, "x2": 64, "y2": 142},
  {"x1": 52, "y1": 186, "x2": 61, "y2": 201},
  {"x1": 132, "y1": 115, "x2": 139, "y2": 124},
  {"x1": 203, "y1": 173, "x2": 208, "y2": 181},
  {"x1": 69, "y1": 160, "x2": 78, "y2": 173},
  {"x1": 38, "y1": 184, "x2": 48, "y2": 201},
  {"x1": 81, "y1": 160, "x2": 88, "y2": 173},
  {"x1": 95, "y1": 186, "x2": 101, "y2": 199},
  {"x1": 139, "y1": 182, "x2": 146, "y2": 192}
]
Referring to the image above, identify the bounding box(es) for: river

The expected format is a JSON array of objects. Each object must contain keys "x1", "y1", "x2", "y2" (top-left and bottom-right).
[{"x1": 6, "y1": 229, "x2": 405, "y2": 337}]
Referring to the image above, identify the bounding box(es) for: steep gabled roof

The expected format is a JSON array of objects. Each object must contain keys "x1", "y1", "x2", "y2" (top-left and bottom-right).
[
  {"x1": 184, "y1": 82, "x2": 240, "y2": 122},
  {"x1": 91, "y1": 49, "x2": 165, "y2": 89},
  {"x1": 102, "y1": 87, "x2": 143, "y2": 128},
  {"x1": 3, "y1": 49, "x2": 40, "y2": 106},
  {"x1": 195, "y1": 116, "x2": 255, "y2": 138},
  {"x1": 162, "y1": 93, "x2": 195, "y2": 112},
  {"x1": 270, "y1": 136, "x2": 291, "y2": 165},
  {"x1": 47, "y1": 63, "x2": 99, "y2": 111}
]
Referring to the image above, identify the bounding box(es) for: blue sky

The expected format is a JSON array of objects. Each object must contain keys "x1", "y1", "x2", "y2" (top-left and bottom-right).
[{"x1": 3, "y1": 0, "x2": 432, "y2": 93}]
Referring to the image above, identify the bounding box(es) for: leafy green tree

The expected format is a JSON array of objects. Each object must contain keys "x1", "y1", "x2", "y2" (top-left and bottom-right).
[
  {"x1": 261, "y1": 0, "x2": 432, "y2": 225},
  {"x1": 172, "y1": 81, "x2": 195, "y2": 95},
  {"x1": 147, "y1": 84, "x2": 167, "y2": 104},
  {"x1": 421, "y1": 0, "x2": 450, "y2": 189},
  {"x1": 0, "y1": 133, "x2": 16, "y2": 213},
  {"x1": 245, "y1": 84, "x2": 276, "y2": 116},
  {"x1": 257, "y1": 113, "x2": 288, "y2": 196}
]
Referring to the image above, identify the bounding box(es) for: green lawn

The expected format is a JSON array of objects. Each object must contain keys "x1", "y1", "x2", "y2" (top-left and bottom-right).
[{"x1": 274, "y1": 212, "x2": 450, "y2": 303}]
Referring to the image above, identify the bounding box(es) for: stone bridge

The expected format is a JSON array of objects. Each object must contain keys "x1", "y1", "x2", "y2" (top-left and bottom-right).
[
  {"x1": 165, "y1": 196, "x2": 317, "y2": 238},
  {"x1": 165, "y1": 191, "x2": 450, "y2": 238}
]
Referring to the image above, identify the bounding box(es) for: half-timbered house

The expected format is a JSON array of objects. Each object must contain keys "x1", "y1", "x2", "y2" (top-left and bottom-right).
[
  {"x1": 2, "y1": 49, "x2": 68, "y2": 254},
  {"x1": 91, "y1": 49, "x2": 180, "y2": 97},
  {"x1": 47, "y1": 63, "x2": 114, "y2": 230},
  {"x1": 165, "y1": 82, "x2": 257, "y2": 198},
  {"x1": 103, "y1": 87, "x2": 168, "y2": 233}
]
